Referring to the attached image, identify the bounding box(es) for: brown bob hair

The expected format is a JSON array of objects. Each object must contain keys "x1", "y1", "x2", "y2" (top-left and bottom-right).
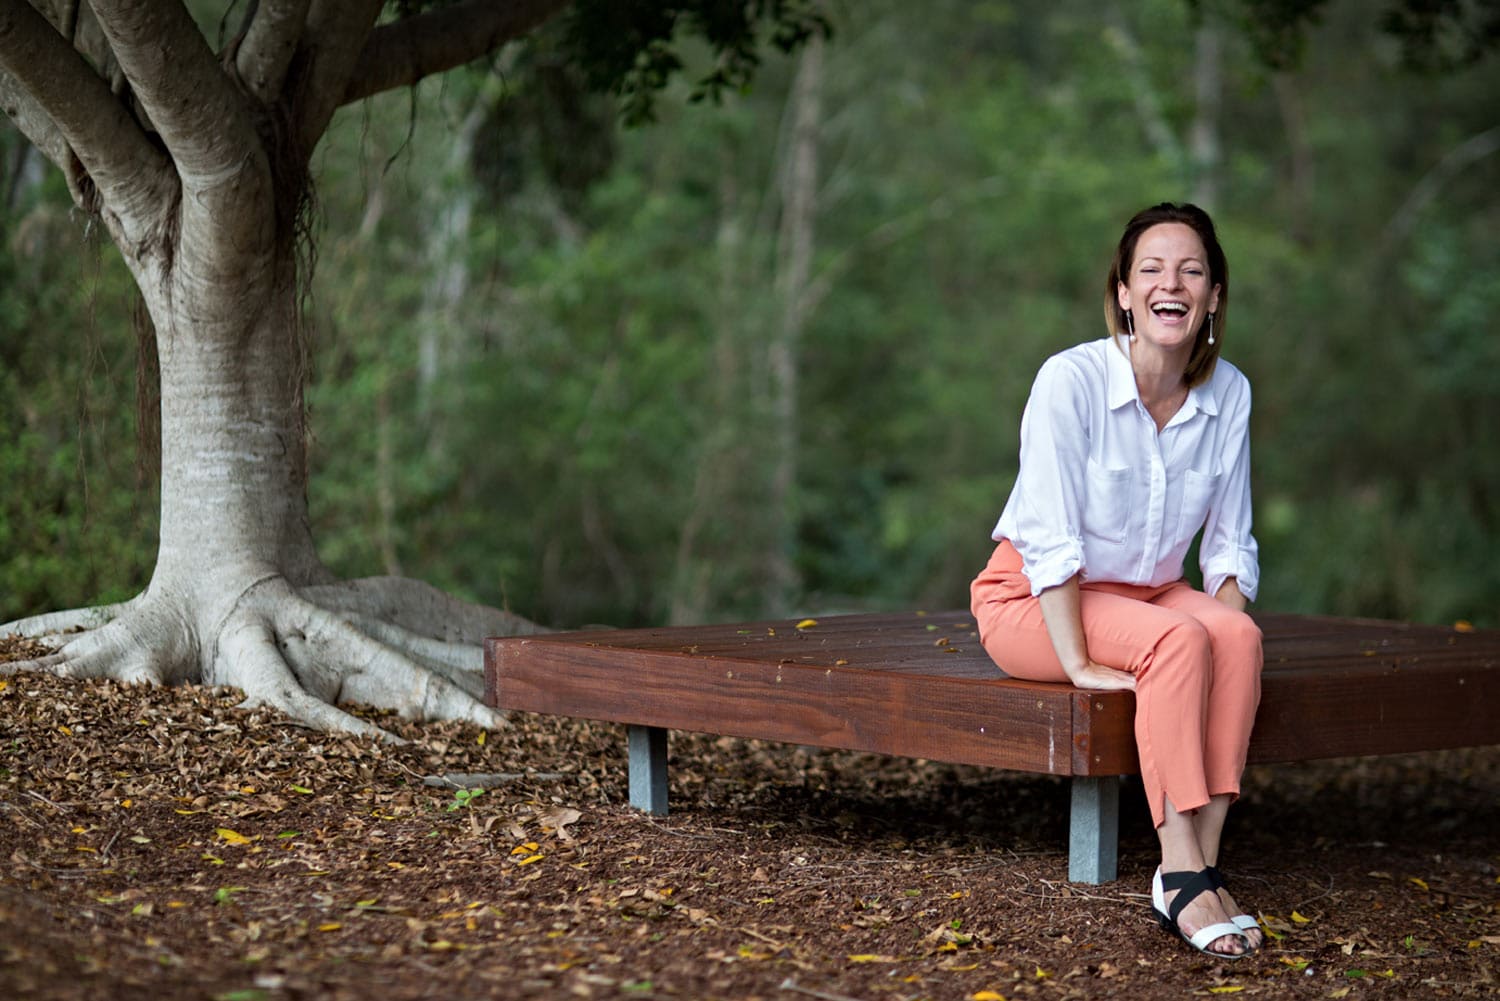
[{"x1": 1104, "y1": 202, "x2": 1228, "y2": 389}]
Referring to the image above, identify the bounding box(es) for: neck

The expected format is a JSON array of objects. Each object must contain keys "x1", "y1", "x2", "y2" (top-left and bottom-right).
[{"x1": 1130, "y1": 339, "x2": 1190, "y2": 404}]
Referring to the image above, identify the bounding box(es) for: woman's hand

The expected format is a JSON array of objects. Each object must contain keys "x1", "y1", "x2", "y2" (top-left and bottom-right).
[
  {"x1": 1038, "y1": 576, "x2": 1137, "y2": 691},
  {"x1": 1064, "y1": 659, "x2": 1138, "y2": 691}
]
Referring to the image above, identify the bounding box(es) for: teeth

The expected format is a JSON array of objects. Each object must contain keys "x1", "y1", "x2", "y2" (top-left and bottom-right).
[{"x1": 1152, "y1": 302, "x2": 1188, "y2": 314}]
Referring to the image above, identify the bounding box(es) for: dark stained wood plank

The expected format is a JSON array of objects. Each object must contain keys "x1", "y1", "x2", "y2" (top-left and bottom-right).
[
  {"x1": 490, "y1": 633, "x2": 1085, "y2": 775},
  {"x1": 485, "y1": 610, "x2": 1500, "y2": 778}
]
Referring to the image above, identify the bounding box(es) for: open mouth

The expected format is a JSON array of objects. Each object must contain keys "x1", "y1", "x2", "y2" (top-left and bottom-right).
[{"x1": 1151, "y1": 301, "x2": 1189, "y2": 321}]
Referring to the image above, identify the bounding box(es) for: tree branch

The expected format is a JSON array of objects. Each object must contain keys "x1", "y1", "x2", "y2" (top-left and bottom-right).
[
  {"x1": 87, "y1": 0, "x2": 259, "y2": 189},
  {"x1": 288, "y1": 0, "x2": 384, "y2": 155},
  {"x1": 0, "y1": 64, "x2": 71, "y2": 168},
  {"x1": 340, "y1": 0, "x2": 570, "y2": 106},
  {"x1": 0, "y1": 0, "x2": 169, "y2": 217},
  {"x1": 237, "y1": 0, "x2": 312, "y2": 105}
]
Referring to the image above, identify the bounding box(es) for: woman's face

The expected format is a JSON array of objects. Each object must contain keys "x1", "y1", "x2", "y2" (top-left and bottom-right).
[{"x1": 1116, "y1": 222, "x2": 1221, "y2": 355}]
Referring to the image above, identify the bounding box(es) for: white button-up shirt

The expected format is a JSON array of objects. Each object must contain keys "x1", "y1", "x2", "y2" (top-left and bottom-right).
[{"x1": 991, "y1": 336, "x2": 1259, "y2": 600}]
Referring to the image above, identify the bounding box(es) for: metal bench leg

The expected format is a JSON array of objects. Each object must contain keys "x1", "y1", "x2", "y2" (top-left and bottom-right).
[
  {"x1": 1068, "y1": 775, "x2": 1120, "y2": 884},
  {"x1": 627, "y1": 724, "x2": 669, "y2": 816}
]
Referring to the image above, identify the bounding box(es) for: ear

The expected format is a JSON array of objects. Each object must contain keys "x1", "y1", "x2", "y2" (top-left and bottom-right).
[
  {"x1": 1116, "y1": 280, "x2": 1131, "y2": 312},
  {"x1": 1209, "y1": 283, "x2": 1221, "y2": 313}
]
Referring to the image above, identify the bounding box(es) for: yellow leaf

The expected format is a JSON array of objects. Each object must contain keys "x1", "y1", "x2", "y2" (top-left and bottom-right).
[
  {"x1": 834, "y1": 659, "x2": 849, "y2": 666},
  {"x1": 937, "y1": 942, "x2": 958, "y2": 953},
  {"x1": 1208, "y1": 989, "x2": 1244, "y2": 995},
  {"x1": 174, "y1": 809, "x2": 202, "y2": 815},
  {"x1": 216, "y1": 828, "x2": 252, "y2": 845},
  {"x1": 289, "y1": 784, "x2": 314, "y2": 795},
  {"x1": 58, "y1": 725, "x2": 72, "y2": 735},
  {"x1": 949, "y1": 891, "x2": 967, "y2": 899},
  {"x1": 1409, "y1": 877, "x2": 1429, "y2": 891},
  {"x1": 1035, "y1": 966, "x2": 1051, "y2": 979},
  {"x1": 1291, "y1": 911, "x2": 1312, "y2": 924},
  {"x1": 516, "y1": 854, "x2": 544, "y2": 866},
  {"x1": 510, "y1": 842, "x2": 540, "y2": 856},
  {"x1": 796, "y1": 618, "x2": 818, "y2": 629},
  {"x1": 476, "y1": 731, "x2": 487, "y2": 746},
  {"x1": 971, "y1": 992, "x2": 1008, "y2": 1001},
  {"x1": 239, "y1": 785, "x2": 256, "y2": 794},
  {"x1": 0, "y1": 681, "x2": 8, "y2": 692},
  {"x1": 847, "y1": 954, "x2": 899, "y2": 963},
  {"x1": 318, "y1": 923, "x2": 341, "y2": 932},
  {"x1": 1454, "y1": 620, "x2": 1474, "y2": 632}
]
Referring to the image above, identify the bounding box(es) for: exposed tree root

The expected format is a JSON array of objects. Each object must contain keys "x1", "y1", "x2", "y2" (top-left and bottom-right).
[{"x1": 1, "y1": 574, "x2": 544, "y2": 740}]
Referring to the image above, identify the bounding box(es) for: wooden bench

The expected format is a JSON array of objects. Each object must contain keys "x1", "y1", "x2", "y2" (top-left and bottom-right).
[{"x1": 483, "y1": 610, "x2": 1500, "y2": 883}]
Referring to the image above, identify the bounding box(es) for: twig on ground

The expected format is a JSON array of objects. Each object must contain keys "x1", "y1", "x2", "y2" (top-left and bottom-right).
[
  {"x1": 779, "y1": 978, "x2": 867, "y2": 1001},
  {"x1": 421, "y1": 771, "x2": 565, "y2": 789}
]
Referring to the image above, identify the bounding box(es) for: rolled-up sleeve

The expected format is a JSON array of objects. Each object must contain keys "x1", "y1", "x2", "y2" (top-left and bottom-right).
[
  {"x1": 1006, "y1": 358, "x2": 1092, "y2": 595},
  {"x1": 1199, "y1": 377, "x2": 1260, "y2": 601}
]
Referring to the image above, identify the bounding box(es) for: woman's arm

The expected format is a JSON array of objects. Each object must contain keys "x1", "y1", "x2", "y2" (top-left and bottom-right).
[
  {"x1": 1037, "y1": 576, "x2": 1137, "y2": 691},
  {"x1": 1214, "y1": 576, "x2": 1248, "y2": 612}
]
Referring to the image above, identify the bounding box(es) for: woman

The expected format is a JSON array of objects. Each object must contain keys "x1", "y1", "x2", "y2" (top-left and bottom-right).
[{"x1": 970, "y1": 202, "x2": 1264, "y2": 958}]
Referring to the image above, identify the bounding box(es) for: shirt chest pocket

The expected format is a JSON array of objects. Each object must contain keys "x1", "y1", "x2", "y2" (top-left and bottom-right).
[
  {"x1": 1085, "y1": 459, "x2": 1132, "y2": 545},
  {"x1": 1176, "y1": 468, "x2": 1222, "y2": 540}
]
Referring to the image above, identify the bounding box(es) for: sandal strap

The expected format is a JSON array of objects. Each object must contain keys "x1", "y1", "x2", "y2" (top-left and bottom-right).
[
  {"x1": 1204, "y1": 865, "x2": 1227, "y2": 889},
  {"x1": 1158, "y1": 868, "x2": 1219, "y2": 925},
  {"x1": 1187, "y1": 920, "x2": 1250, "y2": 953}
]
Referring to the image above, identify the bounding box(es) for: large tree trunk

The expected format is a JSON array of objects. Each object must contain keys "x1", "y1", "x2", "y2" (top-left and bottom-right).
[{"x1": 0, "y1": 0, "x2": 563, "y2": 739}]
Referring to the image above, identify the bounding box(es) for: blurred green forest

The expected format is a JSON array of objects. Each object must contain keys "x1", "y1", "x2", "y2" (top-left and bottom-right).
[{"x1": 3, "y1": 0, "x2": 1498, "y2": 629}]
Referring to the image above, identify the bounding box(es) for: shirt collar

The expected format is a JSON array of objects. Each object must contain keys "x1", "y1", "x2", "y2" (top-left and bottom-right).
[{"x1": 1106, "y1": 336, "x2": 1221, "y2": 421}]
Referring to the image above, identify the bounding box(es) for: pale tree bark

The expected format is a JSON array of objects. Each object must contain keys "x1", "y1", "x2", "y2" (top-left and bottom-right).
[
  {"x1": 764, "y1": 31, "x2": 823, "y2": 617},
  {"x1": 0, "y1": 0, "x2": 567, "y2": 739},
  {"x1": 1189, "y1": 18, "x2": 1222, "y2": 207},
  {"x1": 669, "y1": 149, "x2": 745, "y2": 625}
]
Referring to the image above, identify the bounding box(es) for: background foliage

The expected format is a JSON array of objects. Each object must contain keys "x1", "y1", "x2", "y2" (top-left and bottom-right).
[{"x1": 3, "y1": 0, "x2": 1497, "y2": 629}]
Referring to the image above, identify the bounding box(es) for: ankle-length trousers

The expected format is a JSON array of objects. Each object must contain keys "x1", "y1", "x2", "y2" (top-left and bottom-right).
[{"x1": 970, "y1": 540, "x2": 1263, "y2": 828}]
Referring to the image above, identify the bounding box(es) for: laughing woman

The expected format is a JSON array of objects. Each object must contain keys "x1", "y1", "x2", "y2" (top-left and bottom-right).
[{"x1": 970, "y1": 203, "x2": 1264, "y2": 958}]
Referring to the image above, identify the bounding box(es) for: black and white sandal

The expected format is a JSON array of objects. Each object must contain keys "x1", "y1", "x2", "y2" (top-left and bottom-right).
[
  {"x1": 1151, "y1": 867, "x2": 1252, "y2": 958},
  {"x1": 1203, "y1": 865, "x2": 1263, "y2": 947}
]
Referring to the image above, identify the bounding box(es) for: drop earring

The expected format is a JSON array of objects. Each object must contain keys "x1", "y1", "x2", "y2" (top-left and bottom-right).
[
  {"x1": 1125, "y1": 310, "x2": 1136, "y2": 342},
  {"x1": 1206, "y1": 312, "x2": 1215, "y2": 346}
]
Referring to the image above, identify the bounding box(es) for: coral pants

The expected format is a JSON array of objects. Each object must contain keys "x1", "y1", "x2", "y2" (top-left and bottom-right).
[{"x1": 970, "y1": 540, "x2": 1263, "y2": 828}]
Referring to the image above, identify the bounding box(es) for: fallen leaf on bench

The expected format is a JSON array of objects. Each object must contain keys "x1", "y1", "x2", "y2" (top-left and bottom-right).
[{"x1": 796, "y1": 619, "x2": 818, "y2": 630}]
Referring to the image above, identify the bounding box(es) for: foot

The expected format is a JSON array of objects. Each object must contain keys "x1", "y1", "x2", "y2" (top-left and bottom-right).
[
  {"x1": 1205, "y1": 867, "x2": 1264, "y2": 950},
  {"x1": 1152, "y1": 868, "x2": 1251, "y2": 958}
]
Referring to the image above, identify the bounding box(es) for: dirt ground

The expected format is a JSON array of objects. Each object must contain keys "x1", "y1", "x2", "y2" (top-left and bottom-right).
[{"x1": 1, "y1": 643, "x2": 1496, "y2": 1000}]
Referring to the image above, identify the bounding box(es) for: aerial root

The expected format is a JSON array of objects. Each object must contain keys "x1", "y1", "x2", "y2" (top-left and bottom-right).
[
  {"x1": 218, "y1": 613, "x2": 392, "y2": 741},
  {"x1": 6, "y1": 575, "x2": 528, "y2": 737},
  {"x1": 300, "y1": 576, "x2": 547, "y2": 646},
  {"x1": 324, "y1": 611, "x2": 484, "y2": 697},
  {"x1": 0, "y1": 598, "x2": 139, "y2": 641},
  {"x1": 278, "y1": 597, "x2": 506, "y2": 730}
]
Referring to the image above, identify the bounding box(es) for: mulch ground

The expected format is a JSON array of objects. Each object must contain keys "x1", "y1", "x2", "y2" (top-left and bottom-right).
[{"x1": 1, "y1": 640, "x2": 1496, "y2": 1000}]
